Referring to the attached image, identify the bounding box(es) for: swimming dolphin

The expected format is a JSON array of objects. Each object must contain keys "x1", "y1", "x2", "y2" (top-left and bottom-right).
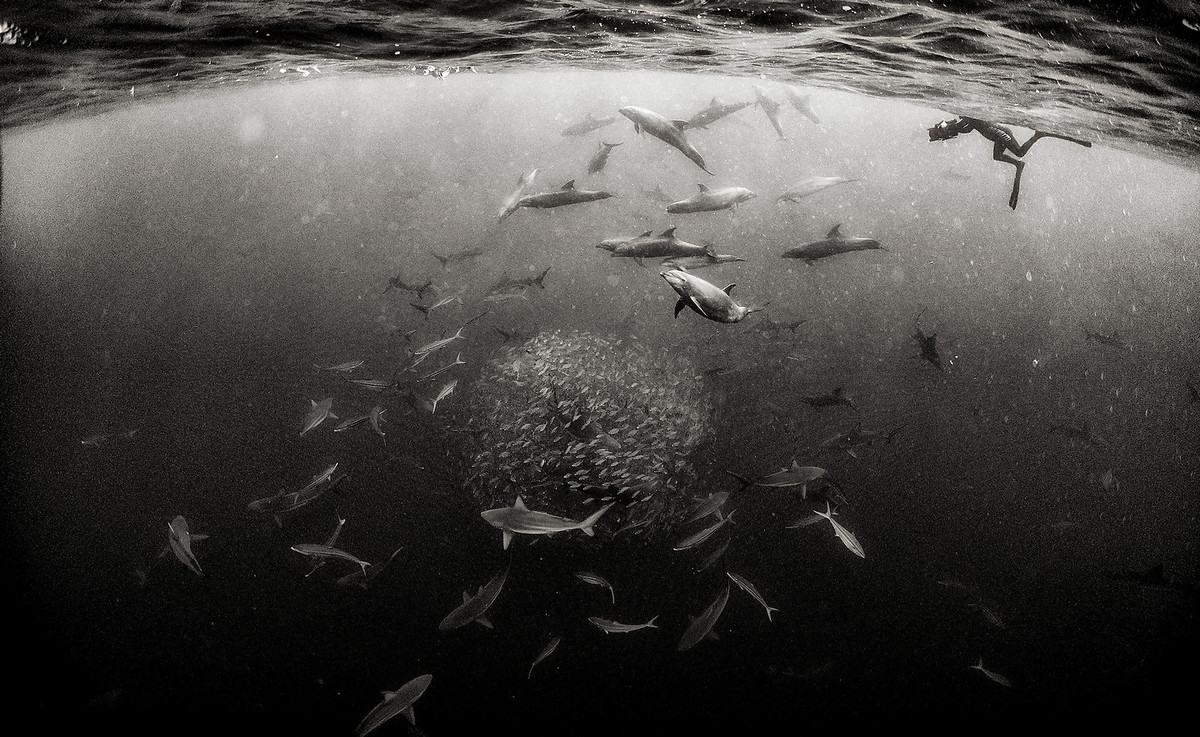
[
  {"x1": 517, "y1": 180, "x2": 614, "y2": 209},
  {"x1": 587, "y1": 142, "x2": 622, "y2": 174},
  {"x1": 777, "y1": 176, "x2": 860, "y2": 203},
  {"x1": 685, "y1": 97, "x2": 753, "y2": 130},
  {"x1": 498, "y1": 168, "x2": 539, "y2": 220},
  {"x1": 781, "y1": 224, "x2": 885, "y2": 263},
  {"x1": 618, "y1": 105, "x2": 713, "y2": 174},
  {"x1": 660, "y1": 252, "x2": 746, "y2": 270},
  {"x1": 561, "y1": 111, "x2": 618, "y2": 137},
  {"x1": 660, "y1": 269, "x2": 765, "y2": 324},
  {"x1": 599, "y1": 227, "x2": 715, "y2": 261},
  {"x1": 782, "y1": 85, "x2": 821, "y2": 124},
  {"x1": 666, "y1": 184, "x2": 757, "y2": 214},
  {"x1": 753, "y1": 85, "x2": 786, "y2": 140}
]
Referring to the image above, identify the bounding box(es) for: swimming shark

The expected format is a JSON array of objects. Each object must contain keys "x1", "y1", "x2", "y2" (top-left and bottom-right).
[
  {"x1": 666, "y1": 184, "x2": 757, "y2": 213},
  {"x1": 354, "y1": 673, "x2": 433, "y2": 736},
  {"x1": 167, "y1": 515, "x2": 206, "y2": 576},
  {"x1": 820, "y1": 422, "x2": 904, "y2": 458},
  {"x1": 618, "y1": 105, "x2": 713, "y2": 174},
  {"x1": 678, "y1": 583, "x2": 730, "y2": 651},
  {"x1": 438, "y1": 566, "x2": 509, "y2": 630},
  {"x1": 781, "y1": 224, "x2": 885, "y2": 263},
  {"x1": 661, "y1": 269, "x2": 766, "y2": 324},
  {"x1": 517, "y1": 180, "x2": 614, "y2": 209},
  {"x1": 725, "y1": 461, "x2": 834, "y2": 499},
  {"x1": 480, "y1": 496, "x2": 614, "y2": 549},
  {"x1": 912, "y1": 308, "x2": 943, "y2": 371}
]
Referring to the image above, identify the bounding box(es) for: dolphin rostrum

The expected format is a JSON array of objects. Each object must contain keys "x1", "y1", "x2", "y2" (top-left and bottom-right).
[{"x1": 618, "y1": 105, "x2": 713, "y2": 174}]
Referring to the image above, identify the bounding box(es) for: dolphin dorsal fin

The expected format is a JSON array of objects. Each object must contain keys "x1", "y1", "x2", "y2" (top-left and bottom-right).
[
  {"x1": 723, "y1": 283, "x2": 735, "y2": 294},
  {"x1": 826, "y1": 224, "x2": 843, "y2": 238},
  {"x1": 661, "y1": 227, "x2": 677, "y2": 238},
  {"x1": 562, "y1": 180, "x2": 576, "y2": 190},
  {"x1": 710, "y1": 96, "x2": 719, "y2": 104},
  {"x1": 640, "y1": 230, "x2": 653, "y2": 237},
  {"x1": 697, "y1": 183, "x2": 709, "y2": 192},
  {"x1": 514, "y1": 496, "x2": 527, "y2": 509},
  {"x1": 671, "y1": 119, "x2": 689, "y2": 129}
]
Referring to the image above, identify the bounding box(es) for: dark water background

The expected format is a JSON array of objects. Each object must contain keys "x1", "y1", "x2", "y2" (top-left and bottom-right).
[{"x1": 2, "y1": 1, "x2": 1199, "y2": 734}]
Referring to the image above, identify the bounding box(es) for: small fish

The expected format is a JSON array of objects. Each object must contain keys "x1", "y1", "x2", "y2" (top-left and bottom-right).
[
  {"x1": 301, "y1": 397, "x2": 337, "y2": 436},
  {"x1": 342, "y1": 377, "x2": 396, "y2": 392},
  {"x1": 430, "y1": 246, "x2": 485, "y2": 270},
  {"x1": 313, "y1": 359, "x2": 365, "y2": 372},
  {"x1": 80, "y1": 434, "x2": 108, "y2": 448},
  {"x1": 727, "y1": 572, "x2": 780, "y2": 622},
  {"x1": 575, "y1": 571, "x2": 616, "y2": 604},
  {"x1": 695, "y1": 538, "x2": 730, "y2": 573},
  {"x1": 354, "y1": 673, "x2": 434, "y2": 736},
  {"x1": 428, "y1": 378, "x2": 458, "y2": 414},
  {"x1": 369, "y1": 405, "x2": 387, "y2": 437},
  {"x1": 588, "y1": 615, "x2": 659, "y2": 634},
  {"x1": 528, "y1": 635, "x2": 562, "y2": 679},
  {"x1": 413, "y1": 327, "x2": 466, "y2": 357},
  {"x1": 812, "y1": 501, "x2": 864, "y2": 558},
  {"x1": 417, "y1": 352, "x2": 465, "y2": 382},
  {"x1": 673, "y1": 509, "x2": 735, "y2": 551},
  {"x1": 1084, "y1": 328, "x2": 1130, "y2": 351},
  {"x1": 969, "y1": 658, "x2": 1012, "y2": 687},
  {"x1": 167, "y1": 515, "x2": 205, "y2": 576},
  {"x1": 290, "y1": 543, "x2": 370, "y2": 576},
  {"x1": 382, "y1": 275, "x2": 434, "y2": 299},
  {"x1": 678, "y1": 583, "x2": 730, "y2": 651}
]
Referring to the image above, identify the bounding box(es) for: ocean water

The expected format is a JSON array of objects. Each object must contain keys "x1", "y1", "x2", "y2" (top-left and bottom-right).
[{"x1": 1, "y1": 1, "x2": 1198, "y2": 733}]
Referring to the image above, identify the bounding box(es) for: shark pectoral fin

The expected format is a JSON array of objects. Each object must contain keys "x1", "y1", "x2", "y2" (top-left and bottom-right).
[
  {"x1": 402, "y1": 705, "x2": 416, "y2": 726},
  {"x1": 502, "y1": 530, "x2": 514, "y2": 549},
  {"x1": 674, "y1": 298, "x2": 687, "y2": 319}
]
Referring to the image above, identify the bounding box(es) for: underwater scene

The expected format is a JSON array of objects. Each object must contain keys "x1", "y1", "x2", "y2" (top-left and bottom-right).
[{"x1": 2, "y1": 2, "x2": 1198, "y2": 733}]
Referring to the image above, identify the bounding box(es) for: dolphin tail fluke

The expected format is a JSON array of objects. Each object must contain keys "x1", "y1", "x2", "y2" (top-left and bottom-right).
[{"x1": 431, "y1": 251, "x2": 449, "y2": 269}]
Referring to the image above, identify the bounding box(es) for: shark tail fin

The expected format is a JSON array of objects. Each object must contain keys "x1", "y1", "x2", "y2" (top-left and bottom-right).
[
  {"x1": 431, "y1": 251, "x2": 449, "y2": 268},
  {"x1": 724, "y1": 470, "x2": 753, "y2": 491},
  {"x1": 534, "y1": 267, "x2": 550, "y2": 288},
  {"x1": 579, "y1": 503, "x2": 614, "y2": 536}
]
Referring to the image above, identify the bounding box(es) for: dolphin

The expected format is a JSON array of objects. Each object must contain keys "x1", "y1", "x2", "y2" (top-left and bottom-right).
[
  {"x1": 480, "y1": 496, "x2": 614, "y2": 549},
  {"x1": 782, "y1": 85, "x2": 821, "y2": 124},
  {"x1": 660, "y1": 269, "x2": 765, "y2": 324},
  {"x1": 354, "y1": 674, "x2": 433, "y2": 736},
  {"x1": 685, "y1": 97, "x2": 753, "y2": 129},
  {"x1": 498, "y1": 168, "x2": 539, "y2": 220},
  {"x1": 561, "y1": 111, "x2": 618, "y2": 137},
  {"x1": 600, "y1": 227, "x2": 715, "y2": 261},
  {"x1": 777, "y1": 176, "x2": 860, "y2": 203},
  {"x1": 618, "y1": 105, "x2": 713, "y2": 174},
  {"x1": 587, "y1": 142, "x2": 622, "y2": 174},
  {"x1": 666, "y1": 184, "x2": 757, "y2": 214},
  {"x1": 753, "y1": 85, "x2": 786, "y2": 140},
  {"x1": 781, "y1": 224, "x2": 885, "y2": 263},
  {"x1": 517, "y1": 180, "x2": 614, "y2": 209}
]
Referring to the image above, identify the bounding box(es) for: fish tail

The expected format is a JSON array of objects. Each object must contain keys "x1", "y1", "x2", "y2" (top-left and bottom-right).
[
  {"x1": 724, "y1": 470, "x2": 753, "y2": 490},
  {"x1": 535, "y1": 267, "x2": 550, "y2": 288},
  {"x1": 579, "y1": 503, "x2": 614, "y2": 535}
]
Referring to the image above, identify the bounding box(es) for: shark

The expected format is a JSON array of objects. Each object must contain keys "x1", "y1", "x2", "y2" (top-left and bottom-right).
[
  {"x1": 438, "y1": 566, "x2": 509, "y2": 631},
  {"x1": 353, "y1": 673, "x2": 433, "y2": 736},
  {"x1": 678, "y1": 583, "x2": 731, "y2": 651},
  {"x1": 480, "y1": 496, "x2": 614, "y2": 549}
]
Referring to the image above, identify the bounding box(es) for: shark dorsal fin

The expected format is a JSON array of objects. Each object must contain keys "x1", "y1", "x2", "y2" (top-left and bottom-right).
[
  {"x1": 562, "y1": 180, "x2": 576, "y2": 190},
  {"x1": 661, "y1": 227, "x2": 677, "y2": 238},
  {"x1": 826, "y1": 224, "x2": 843, "y2": 238},
  {"x1": 514, "y1": 496, "x2": 527, "y2": 510},
  {"x1": 697, "y1": 183, "x2": 709, "y2": 192},
  {"x1": 462, "y1": 591, "x2": 471, "y2": 603},
  {"x1": 791, "y1": 459, "x2": 802, "y2": 470},
  {"x1": 640, "y1": 230, "x2": 653, "y2": 237},
  {"x1": 723, "y1": 283, "x2": 736, "y2": 295}
]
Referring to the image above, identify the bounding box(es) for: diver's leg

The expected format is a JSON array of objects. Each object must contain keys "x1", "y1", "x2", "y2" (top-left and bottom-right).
[
  {"x1": 992, "y1": 142, "x2": 1025, "y2": 209},
  {"x1": 1015, "y1": 130, "x2": 1092, "y2": 156}
]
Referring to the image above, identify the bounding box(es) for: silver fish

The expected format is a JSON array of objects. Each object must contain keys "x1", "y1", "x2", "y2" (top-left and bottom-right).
[
  {"x1": 673, "y1": 509, "x2": 735, "y2": 551},
  {"x1": 812, "y1": 502, "x2": 865, "y2": 558},
  {"x1": 290, "y1": 543, "x2": 370, "y2": 576},
  {"x1": 528, "y1": 635, "x2": 562, "y2": 679},
  {"x1": 428, "y1": 378, "x2": 458, "y2": 414},
  {"x1": 313, "y1": 359, "x2": 364, "y2": 372},
  {"x1": 575, "y1": 571, "x2": 616, "y2": 604},
  {"x1": 727, "y1": 572, "x2": 780, "y2": 622},
  {"x1": 589, "y1": 615, "x2": 659, "y2": 634},
  {"x1": 970, "y1": 658, "x2": 1012, "y2": 687},
  {"x1": 167, "y1": 515, "x2": 204, "y2": 576},
  {"x1": 301, "y1": 397, "x2": 337, "y2": 436}
]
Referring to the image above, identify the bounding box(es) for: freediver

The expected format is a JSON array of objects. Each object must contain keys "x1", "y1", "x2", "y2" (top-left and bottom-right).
[{"x1": 927, "y1": 116, "x2": 1092, "y2": 209}]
